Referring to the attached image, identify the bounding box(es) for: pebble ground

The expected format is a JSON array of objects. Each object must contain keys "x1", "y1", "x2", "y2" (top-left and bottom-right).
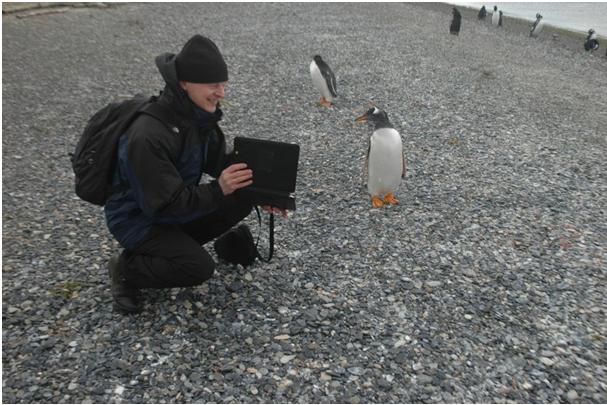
[{"x1": 2, "y1": 3, "x2": 606, "y2": 403}]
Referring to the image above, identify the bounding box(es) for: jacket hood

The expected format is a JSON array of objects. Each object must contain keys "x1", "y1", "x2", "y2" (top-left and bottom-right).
[{"x1": 155, "y1": 52, "x2": 197, "y2": 119}]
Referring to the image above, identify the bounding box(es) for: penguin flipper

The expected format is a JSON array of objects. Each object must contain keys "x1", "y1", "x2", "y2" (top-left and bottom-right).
[
  {"x1": 363, "y1": 142, "x2": 370, "y2": 186},
  {"x1": 327, "y1": 69, "x2": 338, "y2": 98},
  {"x1": 402, "y1": 151, "x2": 407, "y2": 179},
  {"x1": 318, "y1": 62, "x2": 337, "y2": 98}
]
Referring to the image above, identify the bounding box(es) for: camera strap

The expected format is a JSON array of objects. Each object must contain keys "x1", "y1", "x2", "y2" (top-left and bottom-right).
[{"x1": 253, "y1": 206, "x2": 274, "y2": 263}]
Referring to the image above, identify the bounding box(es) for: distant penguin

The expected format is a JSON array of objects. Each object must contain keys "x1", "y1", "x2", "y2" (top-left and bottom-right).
[
  {"x1": 530, "y1": 13, "x2": 543, "y2": 37},
  {"x1": 498, "y1": 10, "x2": 503, "y2": 27},
  {"x1": 450, "y1": 7, "x2": 462, "y2": 35},
  {"x1": 309, "y1": 55, "x2": 337, "y2": 107},
  {"x1": 478, "y1": 5, "x2": 487, "y2": 20},
  {"x1": 491, "y1": 6, "x2": 499, "y2": 26},
  {"x1": 355, "y1": 106, "x2": 406, "y2": 208},
  {"x1": 584, "y1": 29, "x2": 600, "y2": 52}
]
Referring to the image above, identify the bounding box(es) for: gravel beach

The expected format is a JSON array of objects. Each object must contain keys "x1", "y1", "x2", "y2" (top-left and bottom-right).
[{"x1": 2, "y1": 2, "x2": 606, "y2": 403}]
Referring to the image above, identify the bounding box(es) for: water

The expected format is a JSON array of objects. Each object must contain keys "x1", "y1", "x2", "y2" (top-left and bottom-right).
[{"x1": 449, "y1": 2, "x2": 607, "y2": 37}]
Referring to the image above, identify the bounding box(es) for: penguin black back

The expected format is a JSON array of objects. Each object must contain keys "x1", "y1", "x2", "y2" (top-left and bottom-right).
[
  {"x1": 498, "y1": 10, "x2": 503, "y2": 27},
  {"x1": 584, "y1": 29, "x2": 600, "y2": 51},
  {"x1": 478, "y1": 5, "x2": 486, "y2": 19},
  {"x1": 530, "y1": 13, "x2": 542, "y2": 37},
  {"x1": 450, "y1": 7, "x2": 462, "y2": 35},
  {"x1": 313, "y1": 55, "x2": 337, "y2": 97}
]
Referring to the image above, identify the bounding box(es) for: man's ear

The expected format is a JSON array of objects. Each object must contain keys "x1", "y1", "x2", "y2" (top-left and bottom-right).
[{"x1": 179, "y1": 81, "x2": 188, "y2": 91}]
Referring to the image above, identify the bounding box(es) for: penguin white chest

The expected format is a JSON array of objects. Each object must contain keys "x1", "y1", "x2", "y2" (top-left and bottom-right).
[
  {"x1": 492, "y1": 11, "x2": 499, "y2": 26},
  {"x1": 367, "y1": 128, "x2": 403, "y2": 196},
  {"x1": 310, "y1": 62, "x2": 333, "y2": 102},
  {"x1": 532, "y1": 20, "x2": 543, "y2": 35}
]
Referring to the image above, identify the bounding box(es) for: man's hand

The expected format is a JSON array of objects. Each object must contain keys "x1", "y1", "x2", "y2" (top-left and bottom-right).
[
  {"x1": 262, "y1": 205, "x2": 288, "y2": 218},
  {"x1": 218, "y1": 163, "x2": 253, "y2": 195}
]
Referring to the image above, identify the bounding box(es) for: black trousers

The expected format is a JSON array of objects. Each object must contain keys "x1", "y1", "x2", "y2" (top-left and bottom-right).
[{"x1": 121, "y1": 196, "x2": 252, "y2": 289}]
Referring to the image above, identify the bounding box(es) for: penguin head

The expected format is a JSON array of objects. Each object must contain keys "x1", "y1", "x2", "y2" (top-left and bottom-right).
[
  {"x1": 588, "y1": 28, "x2": 595, "y2": 34},
  {"x1": 493, "y1": 5, "x2": 497, "y2": 11},
  {"x1": 355, "y1": 107, "x2": 392, "y2": 129},
  {"x1": 313, "y1": 55, "x2": 324, "y2": 63},
  {"x1": 536, "y1": 13, "x2": 542, "y2": 19}
]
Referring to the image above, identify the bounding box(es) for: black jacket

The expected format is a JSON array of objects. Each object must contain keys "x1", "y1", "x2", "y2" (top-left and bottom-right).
[{"x1": 104, "y1": 52, "x2": 230, "y2": 249}]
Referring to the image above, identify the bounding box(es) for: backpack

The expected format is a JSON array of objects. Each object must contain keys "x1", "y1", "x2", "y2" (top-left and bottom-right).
[{"x1": 71, "y1": 94, "x2": 171, "y2": 206}]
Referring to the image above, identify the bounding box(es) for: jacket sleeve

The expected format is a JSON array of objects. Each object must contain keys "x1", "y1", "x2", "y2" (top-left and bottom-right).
[{"x1": 124, "y1": 124, "x2": 226, "y2": 220}]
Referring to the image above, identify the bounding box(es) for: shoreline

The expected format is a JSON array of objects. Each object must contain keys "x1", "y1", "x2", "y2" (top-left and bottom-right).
[
  {"x1": 446, "y1": 1, "x2": 607, "y2": 38},
  {"x1": 414, "y1": 2, "x2": 606, "y2": 56},
  {"x1": 456, "y1": 2, "x2": 607, "y2": 40}
]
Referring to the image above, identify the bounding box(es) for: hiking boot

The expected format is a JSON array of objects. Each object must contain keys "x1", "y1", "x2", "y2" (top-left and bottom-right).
[{"x1": 108, "y1": 254, "x2": 142, "y2": 314}]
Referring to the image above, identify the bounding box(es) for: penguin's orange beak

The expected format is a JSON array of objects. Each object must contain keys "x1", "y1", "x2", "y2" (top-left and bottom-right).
[{"x1": 355, "y1": 113, "x2": 368, "y2": 123}]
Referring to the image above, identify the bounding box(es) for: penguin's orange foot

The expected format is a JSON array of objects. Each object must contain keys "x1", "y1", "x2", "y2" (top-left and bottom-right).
[
  {"x1": 371, "y1": 195, "x2": 384, "y2": 208},
  {"x1": 318, "y1": 97, "x2": 332, "y2": 108},
  {"x1": 383, "y1": 193, "x2": 398, "y2": 205}
]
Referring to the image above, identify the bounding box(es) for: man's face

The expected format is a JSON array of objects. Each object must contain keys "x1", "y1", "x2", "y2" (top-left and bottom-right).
[{"x1": 179, "y1": 81, "x2": 227, "y2": 113}]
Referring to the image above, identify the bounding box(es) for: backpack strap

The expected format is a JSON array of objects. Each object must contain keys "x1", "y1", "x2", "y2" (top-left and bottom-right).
[
  {"x1": 139, "y1": 101, "x2": 179, "y2": 132},
  {"x1": 253, "y1": 206, "x2": 274, "y2": 263}
]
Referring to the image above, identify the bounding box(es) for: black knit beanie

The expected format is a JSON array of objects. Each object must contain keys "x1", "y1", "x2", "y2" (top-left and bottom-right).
[{"x1": 176, "y1": 35, "x2": 228, "y2": 83}]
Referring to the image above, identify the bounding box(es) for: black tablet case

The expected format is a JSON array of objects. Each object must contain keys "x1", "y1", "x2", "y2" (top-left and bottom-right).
[{"x1": 233, "y1": 137, "x2": 300, "y2": 210}]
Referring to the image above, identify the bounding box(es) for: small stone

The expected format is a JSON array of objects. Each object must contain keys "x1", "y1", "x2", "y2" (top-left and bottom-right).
[
  {"x1": 522, "y1": 382, "x2": 533, "y2": 390},
  {"x1": 417, "y1": 374, "x2": 433, "y2": 384},
  {"x1": 394, "y1": 339, "x2": 407, "y2": 348},
  {"x1": 280, "y1": 355, "x2": 296, "y2": 364},
  {"x1": 227, "y1": 281, "x2": 243, "y2": 292},
  {"x1": 320, "y1": 372, "x2": 332, "y2": 381},
  {"x1": 540, "y1": 350, "x2": 555, "y2": 357},
  {"x1": 274, "y1": 334, "x2": 290, "y2": 340},
  {"x1": 250, "y1": 386, "x2": 258, "y2": 395},
  {"x1": 462, "y1": 268, "x2": 477, "y2": 277},
  {"x1": 566, "y1": 390, "x2": 578, "y2": 401},
  {"x1": 426, "y1": 281, "x2": 442, "y2": 288},
  {"x1": 68, "y1": 382, "x2": 78, "y2": 391},
  {"x1": 348, "y1": 367, "x2": 364, "y2": 375},
  {"x1": 244, "y1": 272, "x2": 253, "y2": 282},
  {"x1": 540, "y1": 357, "x2": 555, "y2": 367}
]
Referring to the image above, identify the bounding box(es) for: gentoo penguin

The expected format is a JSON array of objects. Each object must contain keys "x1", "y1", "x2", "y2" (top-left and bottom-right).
[
  {"x1": 355, "y1": 107, "x2": 406, "y2": 208},
  {"x1": 491, "y1": 6, "x2": 499, "y2": 27},
  {"x1": 498, "y1": 10, "x2": 503, "y2": 27},
  {"x1": 478, "y1": 5, "x2": 487, "y2": 20},
  {"x1": 450, "y1": 7, "x2": 462, "y2": 35},
  {"x1": 530, "y1": 13, "x2": 543, "y2": 37},
  {"x1": 309, "y1": 55, "x2": 337, "y2": 107},
  {"x1": 584, "y1": 29, "x2": 600, "y2": 52}
]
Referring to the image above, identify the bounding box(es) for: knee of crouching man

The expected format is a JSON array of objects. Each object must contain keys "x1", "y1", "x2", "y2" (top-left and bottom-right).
[{"x1": 198, "y1": 259, "x2": 215, "y2": 284}]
